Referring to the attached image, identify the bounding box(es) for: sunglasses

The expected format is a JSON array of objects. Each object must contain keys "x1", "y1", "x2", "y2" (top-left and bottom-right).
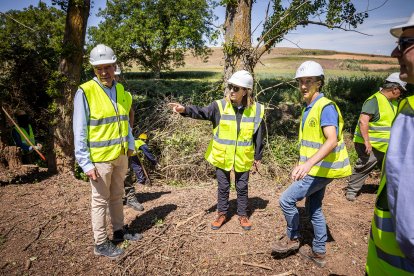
[
  {"x1": 296, "y1": 78, "x2": 319, "y2": 86},
  {"x1": 397, "y1": 37, "x2": 414, "y2": 52},
  {"x1": 227, "y1": 84, "x2": 245, "y2": 92}
]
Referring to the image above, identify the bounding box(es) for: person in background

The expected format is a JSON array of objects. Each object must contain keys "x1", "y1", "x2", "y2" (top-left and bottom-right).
[
  {"x1": 271, "y1": 61, "x2": 351, "y2": 268},
  {"x1": 345, "y1": 73, "x2": 406, "y2": 202},
  {"x1": 365, "y1": 13, "x2": 414, "y2": 275},
  {"x1": 12, "y1": 110, "x2": 42, "y2": 164},
  {"x1": 114, "y1": 66, "x2": 145, "y2": 212},
  {"x1": 168, "y1": 70, "x2": 265, "y2": 231},
  {"x1": 73, "y1": 44, "x2": 142, "y2": 259},
  {"x1": 131, "y1": 133, "x2": 157, "y2": 185}
]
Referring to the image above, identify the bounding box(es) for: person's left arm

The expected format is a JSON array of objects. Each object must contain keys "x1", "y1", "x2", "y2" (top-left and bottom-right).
[
  {"x1": 291, "y1": 104, "x2": 339, "y2": 181},
  {"x1": 140, "y1": 144, "x2": 157, "y2": 165}
]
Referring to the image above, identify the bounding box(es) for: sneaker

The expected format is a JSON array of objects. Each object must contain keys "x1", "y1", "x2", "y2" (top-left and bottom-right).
[
  {"x1": 94, "y1": 239, "x2": 124, "y2": 259},
  {"x1": 113, "y1": 229, "x2": 143, "y2": 243},
  {"x1": 126, "y1": 197, "x2": 144, "y2": 211},
  {"x1": 299, "y1": 245, "x2": 326, "y2": 267},
  {"x1": 271, "y1": 235, "x2": 300, "y2": 254},
  {"x1": 211, "y1": 212, "x2": 227, "y2": 230},
  {"x1": 238, "y1": 216, "x2": 252, "y2": 230},
  {"x1": 346, "y1": 193, "x2": 356, "y2": 202}
]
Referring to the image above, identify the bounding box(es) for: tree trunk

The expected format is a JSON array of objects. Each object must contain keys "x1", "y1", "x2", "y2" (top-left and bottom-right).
[
  {"x1": 3, "y1": 146, "x2": 22, "y2": 169},
  {"x1": 50, "y1": 0, "x2": 90, "y2": 174},
  {"x1": 223, "y1": 0, "x2": 253, "y2": 82}
]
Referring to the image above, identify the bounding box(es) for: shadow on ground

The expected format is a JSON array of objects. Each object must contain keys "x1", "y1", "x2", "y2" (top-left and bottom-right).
[{"x1": 129, "y1": 204, "x2": 177, "y2": 233}]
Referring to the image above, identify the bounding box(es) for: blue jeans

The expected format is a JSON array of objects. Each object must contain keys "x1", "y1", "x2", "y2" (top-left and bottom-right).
[{"x1": 279, "y1": 175, "x2": 333, "y2": 254}]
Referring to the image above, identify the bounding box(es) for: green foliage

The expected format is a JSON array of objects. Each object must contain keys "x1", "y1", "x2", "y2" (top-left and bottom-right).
[
  {"x1": 88, "y1": 0, "x2": 218, "y2": 76},
  {"x1": 166, "y1": 180, "x2": 186, "y2": 187},
  {"x1": 152, "y1": 217, "x2": 164, "y2": 226},
  {"x1": 261, "y1": 0, "x2": 368, "y2": 48},
  {"x1": 74, "y1": 162, "x2": 89, "y2": 182},
  {"x1": 323, "y1": 75, "x2": 386, "y2": 131},
  {"x1": 0, "y1": 3, "x2": 65, "y2": 143}
]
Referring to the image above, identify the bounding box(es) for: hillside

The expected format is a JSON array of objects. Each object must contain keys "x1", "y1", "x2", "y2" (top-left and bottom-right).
[{"x1": 180, "y1": 47, "x2": 399, "y2": 74}]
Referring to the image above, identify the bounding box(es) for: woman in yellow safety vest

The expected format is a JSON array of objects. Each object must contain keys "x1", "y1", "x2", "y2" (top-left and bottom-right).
[{"x1": 168, "y1": 70, "x2": 264, "y2": 231}]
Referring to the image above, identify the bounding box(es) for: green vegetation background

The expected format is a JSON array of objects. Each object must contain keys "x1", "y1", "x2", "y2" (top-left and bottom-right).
[{"x1": 97, "y1": 70, "x2": 413, "y2": 186}]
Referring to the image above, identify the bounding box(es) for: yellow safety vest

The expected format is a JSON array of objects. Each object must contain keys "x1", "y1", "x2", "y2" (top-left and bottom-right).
[
  {"x1": 79, "y1": 80, "x2": 130, "y2": 162},
  {"x1": 134, "y1": 139, "x2": 145, "y2": 154},
  {"x1": 205, "y1": 99, "x2": 264, "y2": 172},
  {"x1": 366, "y1": 96, "x2": 414, "y2": 276},
  {"x1": 15, "y1": 124, "x2": 35, "y2": 148},
  {"x1": 354, "y1": 91, "x2": 398, "y2": 152},
  {"x1": 299, "y1": 97, "x2": 352, "y2": 178},
  {"x1": 125, "y1": 91, "x2": 132, "y2": 113}
]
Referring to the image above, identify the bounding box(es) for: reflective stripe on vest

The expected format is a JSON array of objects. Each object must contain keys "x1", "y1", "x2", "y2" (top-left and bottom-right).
[
  {"x1": 15, "y1": 124, "x2": 35, "y2": 147},
  {"x1": 204, "y1": 99, "x2": 264, "y2": 172},
  {"x1": 298, "y1": 97, "x2": 352, "y2": 178},
  {"x1": 354, "y1": 91, "x2": 398, "y2": 152},
  {"x1": 80, "y1": 80, "x2": 130, "y2": 162},
  {"x1": 366, "y1": 96, "x2": 414, "y2": 275}
]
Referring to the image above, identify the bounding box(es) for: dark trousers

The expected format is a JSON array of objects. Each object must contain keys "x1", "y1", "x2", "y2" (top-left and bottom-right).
[
  {"x1": 216, "y1": 167, "x2": 249, "y2": 216},
  {"x1": 346, "y1": 142, "x2": 385, "y2": 196},
  {"x1": 131, "y1": 155, "x2": 146, "y2": 184},
  {"x1": 124, "y1": 157, "x2": 136, "y2": 200}
]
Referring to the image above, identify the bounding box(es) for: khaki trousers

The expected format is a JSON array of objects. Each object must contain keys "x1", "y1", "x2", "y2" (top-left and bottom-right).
[{"x1": 90, "y1": 154, "x2": 128, "y2": 245}]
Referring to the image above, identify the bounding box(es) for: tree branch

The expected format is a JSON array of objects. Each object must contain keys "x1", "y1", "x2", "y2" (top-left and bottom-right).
[{"x1": 298, "y1": 20, "x2": 372, "y2": 36}]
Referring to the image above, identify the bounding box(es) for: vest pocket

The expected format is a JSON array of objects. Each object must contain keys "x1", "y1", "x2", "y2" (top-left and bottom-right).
[
  {"x1": 244, "y1": 146, "x2": 255, "y2": 164},
  {"x1": 212, "y1": 142, "x2": 226, "y2": 164},
  {"x1": 240, "y1": 125, "x2": 254, "y2": 140}
]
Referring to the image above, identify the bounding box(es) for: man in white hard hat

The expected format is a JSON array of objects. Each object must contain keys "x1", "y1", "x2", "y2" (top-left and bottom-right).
[
  {"x1": 345, "y1": 72, "x2": 406, "y2": 202},
  {"x1": 73, "y1": 44, "x2": 142, "y2": 259},
  {"x1": 272, "y1": 61, "x2": 351, "y2": 267},
  {"x1": 168, "y1": 70, "x2": 265, "y2": 231},
  {"x1": 365, "y1": 13, "x2": 414, "y2": 275}
]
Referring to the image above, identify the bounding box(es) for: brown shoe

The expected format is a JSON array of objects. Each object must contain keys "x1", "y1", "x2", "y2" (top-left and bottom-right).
[
  {"x1": 271, "y1": 235, "x2": 300, "y2": 254},
  {"x1": 298, "y1": 245, "x2": 326, "y2": 267},
  {"x1": 211, "y1": 212, "x2": 227, "y2": 230},
  {"x1": 238, "y1": 216, "x2": 252, "y2": 230}
]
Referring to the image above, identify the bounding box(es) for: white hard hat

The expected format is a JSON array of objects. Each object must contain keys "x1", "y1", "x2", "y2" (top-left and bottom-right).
[
  {"x1": 385, "y1": 72, "x2": 407, "y2": 91},
  {"x1": 390, "y1": 13, "x2": 414, "y2": 38},
  {"x1": 295, "y1": 61, "x2": 324, "y2": 79},
  {"x1": 228, "y1": 70, "x2": 253, "y2": 89},
  {"x1": 89, "y1": 44, "x2": 117, "y2": 66},
  {"x1": 114, "y1": 65, "x2": 121, "y2": 75}
]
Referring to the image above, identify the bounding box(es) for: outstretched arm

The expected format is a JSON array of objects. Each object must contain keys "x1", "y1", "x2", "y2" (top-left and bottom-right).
[{"x1": 168, "y1": 101, "x2": 219, "y2": 126}]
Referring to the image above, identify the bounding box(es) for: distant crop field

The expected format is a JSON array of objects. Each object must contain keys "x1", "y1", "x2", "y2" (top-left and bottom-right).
[{"x1": 127, "y1": 47, "x2": 398, "y2": 80}]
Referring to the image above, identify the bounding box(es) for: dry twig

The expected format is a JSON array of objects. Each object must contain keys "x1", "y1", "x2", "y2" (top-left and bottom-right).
[
  {"x1": 241, "y1": 261, "x2": 273, "y2": 271},
  {"x1": 175, "y1": 211, "x2": 205, "y2": 228}
]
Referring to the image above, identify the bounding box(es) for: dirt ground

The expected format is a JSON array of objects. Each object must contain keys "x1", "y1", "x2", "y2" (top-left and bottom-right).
[{"x1": 0, "y1": 169, "x2": 378, "y2": 276}]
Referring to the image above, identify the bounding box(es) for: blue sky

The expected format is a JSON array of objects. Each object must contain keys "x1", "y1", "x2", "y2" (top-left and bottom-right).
[{"x1": 1, "y1": 0, "x2": 413, "y2": 56}]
